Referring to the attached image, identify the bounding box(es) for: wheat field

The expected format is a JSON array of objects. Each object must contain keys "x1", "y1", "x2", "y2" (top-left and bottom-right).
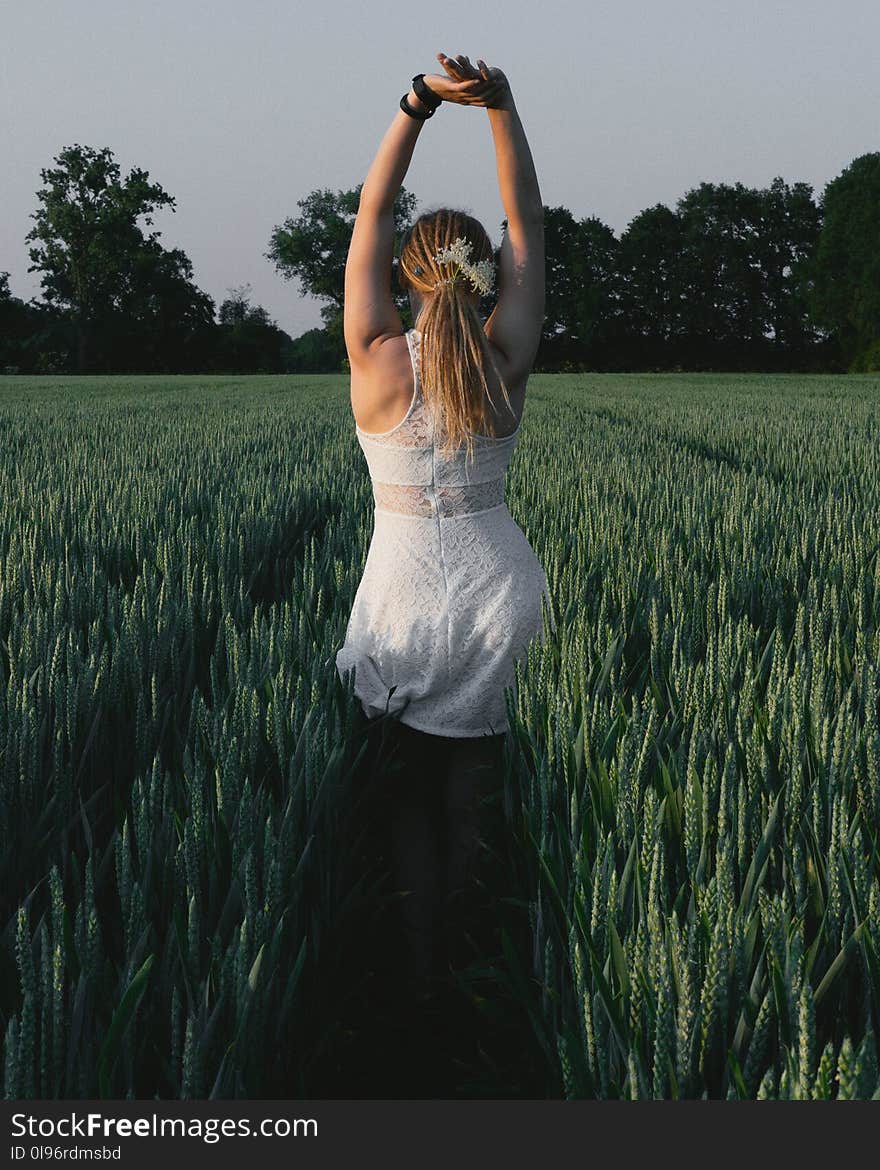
[{"x1": 2, "y1": 368, "x2": 880, "y2": 1099}]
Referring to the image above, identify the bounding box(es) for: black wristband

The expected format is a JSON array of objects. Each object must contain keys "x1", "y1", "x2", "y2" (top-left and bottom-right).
[
  {"x1": 412, "y1": 72, "x2": 442, "y2": 111},
  {"x1": 400, "y1": 93, "x2": 433, "y2": 120}
]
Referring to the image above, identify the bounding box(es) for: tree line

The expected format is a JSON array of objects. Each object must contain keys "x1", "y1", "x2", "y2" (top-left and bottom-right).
[{"x1": 2, "y1": 144, "x2": 878, "y2": 375}]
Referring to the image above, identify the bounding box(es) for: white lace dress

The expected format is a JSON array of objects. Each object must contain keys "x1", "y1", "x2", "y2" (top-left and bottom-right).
[{"x1": 336, "y1": 327, "x2": 553, "y2": 737}]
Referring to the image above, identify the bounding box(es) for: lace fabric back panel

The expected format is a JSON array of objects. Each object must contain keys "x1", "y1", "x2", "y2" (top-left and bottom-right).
[
  {"x1": 355, "y1": 328, "x2": 517, "y2": 518},
  {"x1": 337, "y1": 327, "x2": 553, "y2": 737}
]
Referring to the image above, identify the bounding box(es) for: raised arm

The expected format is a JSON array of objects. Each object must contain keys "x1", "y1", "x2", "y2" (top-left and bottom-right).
[
  {"x1": 480, "y1": 69, "x2": 545, "y2": 381},
  {"x1": 431, "y1": 54, "x2": 545, "y2": 381},
  {"x1": 343, "y1": 60, "x2": 504, "y2": 364}
]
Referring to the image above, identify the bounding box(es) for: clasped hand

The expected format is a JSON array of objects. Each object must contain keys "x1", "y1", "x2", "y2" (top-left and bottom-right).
[{"x1": 421, "y1": 52, "x2": 511, "y2": 109}]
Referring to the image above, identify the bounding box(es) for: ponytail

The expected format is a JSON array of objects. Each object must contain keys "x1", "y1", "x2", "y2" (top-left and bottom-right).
[{"x1": 399, "y1": 209, "x2": 515, "y2": 464}]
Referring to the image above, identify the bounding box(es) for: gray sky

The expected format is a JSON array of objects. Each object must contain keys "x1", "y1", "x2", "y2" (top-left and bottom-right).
[{"x1": 2, "y1": 0, "x2": 878, "y2": 338}]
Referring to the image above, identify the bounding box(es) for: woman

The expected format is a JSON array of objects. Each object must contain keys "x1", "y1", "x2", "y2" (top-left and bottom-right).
[{"x1": 336, "y1": 53, "x2": 552, "y2": 1004}]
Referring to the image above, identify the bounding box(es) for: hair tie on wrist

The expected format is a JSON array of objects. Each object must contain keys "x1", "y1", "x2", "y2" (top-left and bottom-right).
[
  {"x1": 400, "y1": 93, "x2": 433, "y2": 120},
  {"x1": 412, "y1": 73, "x2": 442, "y2": 111}
]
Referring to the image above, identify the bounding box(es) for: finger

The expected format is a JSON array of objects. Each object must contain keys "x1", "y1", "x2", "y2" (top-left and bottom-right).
[
  {"x1": 461, "y1": 87, "x2": 494, "y2": 106},
  {"x1": 436, "y1": 54, "x2": 459, "y2": 79},
  {"x1": 456, "y1": 79, "x2": 489, "y2": 98},
  {"x1": 439, "y1": 52, "x2": 465, "y2": 75},
  {"x1": 466, "y1": 82, "x2": 502, "y2": 107}
]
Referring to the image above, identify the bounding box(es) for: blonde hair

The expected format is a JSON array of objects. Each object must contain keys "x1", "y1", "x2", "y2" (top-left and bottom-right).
[{"x1": 397, "y1": 209, "x2": 515, "y2": 463}]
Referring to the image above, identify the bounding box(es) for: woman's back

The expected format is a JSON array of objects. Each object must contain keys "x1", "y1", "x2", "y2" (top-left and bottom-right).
[
  {"x1": 349, "y1": 327, "x2": 528, "y2": 441},
  {"x1": 356, "y1": 328, "x2": 521, "y2": 511},
  {"x1": 336, "y1": 328, "x2": 552, "y2": 737}
]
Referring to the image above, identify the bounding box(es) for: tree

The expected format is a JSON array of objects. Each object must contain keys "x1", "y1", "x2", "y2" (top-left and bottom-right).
[
  {"x1": 675, "y1": 182, "x2": 768, "y2": 357},
  {"x1": 283, "y1": 327, "x2": 345, "y2": 374},
  {"x1": 753, "y1": 177, "x2": 823, "y2": 355},
  {"x1": 808, "y1": 152, "x2": 880, "y2": 368},
  {"x1": 538, "y1": 206, "x2": 618, "y2": 368},
  {"x1": 617, "y1": 181, "x2": 823, "y2": 370},
  {"x1": 98, "y1": 239, "x2": 217, "y2": 373},
  {"x1": 216, "y1": 284, "x2": 291, "y2": 373},
  {"x1": 265, "y1": 184, "x2": 418, "y2": 352},
  {"x1": 617, "y1": 204, "x2": 685, "y2": 365},
  {"x1": 570, "y1": 216, "x2": 619, "y2": 354},
  {"x1": 25, "y1": 145, "x2": 190, "y2": 371},
  {"x1": 542, "y1": 206, "x2": 589, "y2": 339},
  {"x1": 0, "y1": 272, "x2": 73, "y2": 373},
  {"x1": 0, "y1": 272, "x2": 32, "y2": 370},
  {"x1": 219, "y1": 283, "x2": 270, "y2": 328}
]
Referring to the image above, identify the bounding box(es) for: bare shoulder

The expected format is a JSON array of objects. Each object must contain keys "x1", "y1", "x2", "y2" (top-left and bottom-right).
[
  {"x1": 348, "y1": 328, "x2": 528, "y2": 437},
  {"x1": 348, "y1": 331, "x2": 413, "y2": 435}
]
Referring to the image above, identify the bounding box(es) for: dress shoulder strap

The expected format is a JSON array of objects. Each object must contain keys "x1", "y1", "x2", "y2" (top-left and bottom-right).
[{"x1": 405, "y1": 328, "x2": 421, "y2": 387}]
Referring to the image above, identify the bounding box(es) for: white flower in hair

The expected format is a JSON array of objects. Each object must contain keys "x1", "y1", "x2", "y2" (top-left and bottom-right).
[{"x1": 432, "y1": 236, "x2": 495, "y2": 296}]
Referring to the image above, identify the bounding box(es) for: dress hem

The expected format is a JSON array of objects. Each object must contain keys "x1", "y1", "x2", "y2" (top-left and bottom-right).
[{"x1": 387, "y1": 710, "x2": 508, "y2": 740}]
